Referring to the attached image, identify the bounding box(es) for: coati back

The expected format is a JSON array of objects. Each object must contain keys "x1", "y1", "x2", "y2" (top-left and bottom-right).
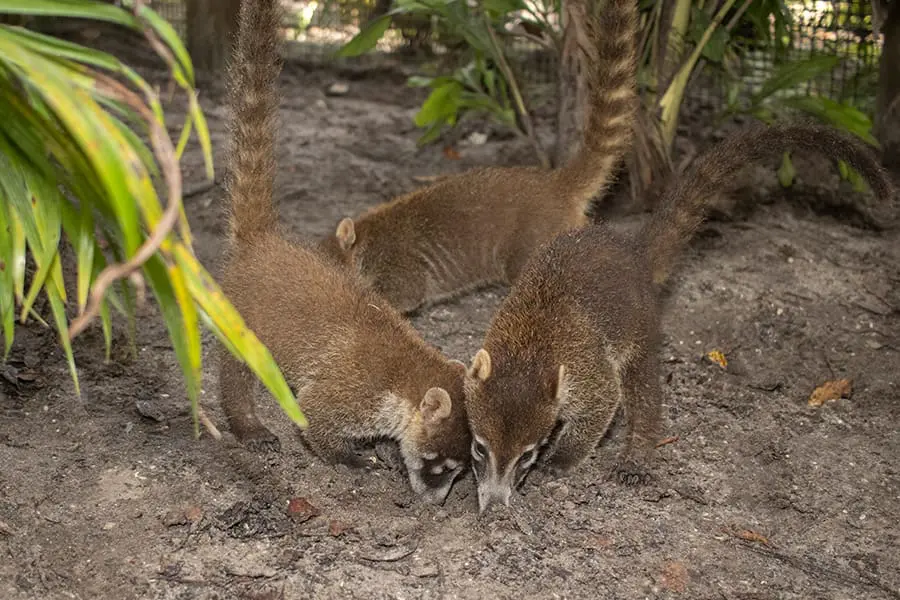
[
  {"x1": 218, "y1": 0, "x2": 471, "y2": 503},
  {"x1": 463, "y1": 122, "x2": 895, "y2": 512},
  {"x1": 317, "y1": 0, "x2": 639, "y2": 314}
]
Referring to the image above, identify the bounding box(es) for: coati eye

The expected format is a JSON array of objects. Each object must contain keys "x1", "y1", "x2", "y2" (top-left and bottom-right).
[
  {"x1": 471, "y1": 439, "x2": 487, "y2": 460},
  {"x1": 518, "y1": 447, "x2": 538, "y2": 469}
]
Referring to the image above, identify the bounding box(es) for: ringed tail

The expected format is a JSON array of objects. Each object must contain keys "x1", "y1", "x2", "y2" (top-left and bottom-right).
[
  {"x1": 225, "y1": 0, "x2": 284, "y2": 246},
  {"x1": 641, "y1": 121, "x2": 895, "y2": 285},
  {"x1": 555, "y1": 0, "x2": 639, "y2": 208}
]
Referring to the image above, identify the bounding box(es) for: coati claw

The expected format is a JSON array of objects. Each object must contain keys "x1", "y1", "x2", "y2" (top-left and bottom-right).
[
  {"x1": 611, "y1": 461, "x2": 652, "y2": 486},
  {"x1": 241, "y1": 429, "x2": 282, "y2": 454},
  {"x1": 335, "y1": 453, "x2": 372, "y2": 469}
]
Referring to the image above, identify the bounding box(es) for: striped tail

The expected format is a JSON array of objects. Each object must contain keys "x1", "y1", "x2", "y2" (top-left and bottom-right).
[
  {"x1": 641, "y1": 121, "x2": 895, "y2": 285},
  {"x1": 554, "y1": 0, "x2": 639, "y2": 210},
  {"x1": 225, "y1": 0, "x2": 284, "y2": 246}
]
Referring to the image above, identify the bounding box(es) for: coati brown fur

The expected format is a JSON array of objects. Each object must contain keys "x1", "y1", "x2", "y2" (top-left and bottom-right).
[
  {"x1": 463, "y1": 122, "x2": 896, "y2": 512},
  {"x1": 217, "y1": 0, "x2": 471, "y2": 503},
  {"x1": 317, "y1": 0, "x2": 639, "y2": 314}
]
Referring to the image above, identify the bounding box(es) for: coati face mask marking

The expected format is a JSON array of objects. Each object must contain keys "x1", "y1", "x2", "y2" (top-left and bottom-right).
[{"x1": 400, "y1": 386, "x2": 468, "y2": 504}]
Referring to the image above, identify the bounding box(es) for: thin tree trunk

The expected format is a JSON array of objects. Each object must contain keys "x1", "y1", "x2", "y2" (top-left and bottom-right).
[
  {"x1": 554, "y1": 0, "x2": 594, "y2": 168},
  {"x1": 368, "y1": 0, "x2": 393, "y2": 22},
  {"x1": 875, "y1": 0, "x2": 900, "y2": 171},
  {"x1": 186, "y1": 0, "x2": 241, "y2": 76}
]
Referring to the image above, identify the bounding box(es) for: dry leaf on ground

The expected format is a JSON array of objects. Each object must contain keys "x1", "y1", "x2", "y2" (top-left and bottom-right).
[
  {"x1": 287, "y1": 497, "x2": 321, "y2": 522},
  {"x1": 705, "y1": 349, "x2": 728, "y2": 369},
  {"x1": 442, "y1": 146, "x2": 461, "y2": 160},
  {"x1": 808, "y1": 378, "x2": 853, "y2": 407},
  {"x1": 656, "y1": 436, "x2": 679, "y2": 448},
  {"x1": 184, "y1": 505, "x2": 203, "y2": 523},
  {"x1": 660, "y1": 561, "x2": 689, "y2": 592},
  {"x1": 329, "y1": 520, "x2": 352, "y2": 537},
  {"x1": 725, "y1": 526, "x2": 771, "y2": 546}
]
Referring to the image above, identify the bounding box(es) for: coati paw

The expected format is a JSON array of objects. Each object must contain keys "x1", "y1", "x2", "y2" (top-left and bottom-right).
[
  {"x1": 611, "y1": 460, "x2": 653, "y2": 486},
  {"x1": 240, "y1": 428, "x2": 282, "y2": 454},
  {"x1": 544, "y1": 463, "x2": 575, "y2": 480},
  {"x1": 335, "y1": 452, "x2": 373, "y2": 469},
  {"x1": 312, "y1": 442, "x2": 373, "y2": 469}
]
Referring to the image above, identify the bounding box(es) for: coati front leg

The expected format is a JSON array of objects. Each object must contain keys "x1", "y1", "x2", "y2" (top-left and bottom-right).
[
  {"x1": 298, "y1": 390, "x2": 372, "y2": 468},
  {"x1": 218, "y1": 349, "x2": 281, "y2": 452},
  {"x1": 301, "y1": 425, "x2": 371, "y2": 468},
  {"x1": 613, "y1": 349, "x2": 662, "y2": 485},
  {"x1": 545, "y1": 368, "x2": 621, "y2": 475}
]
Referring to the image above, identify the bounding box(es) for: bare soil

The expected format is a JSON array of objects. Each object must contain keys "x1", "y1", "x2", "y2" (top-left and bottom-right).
[{"x1": 1, "y1": 59, "x2": 899, "y2": 600}]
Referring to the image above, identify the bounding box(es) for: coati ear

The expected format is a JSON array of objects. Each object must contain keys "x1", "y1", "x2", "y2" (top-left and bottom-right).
[
  {"x1": 553, "y1": 365, "x2": 568, "y2": 402},
  {"x1": 420, "y1": 387, "x2": 452, "y2": 424},
  {"x1": 448, "y1": 359, "x2": 467, "y2": 374},
  {"x1": 468, "y1": 349, "x2": 492, "y2": 381},
  {"x1": 335, "y1": 217, "x2": 356, "y2": 251}
]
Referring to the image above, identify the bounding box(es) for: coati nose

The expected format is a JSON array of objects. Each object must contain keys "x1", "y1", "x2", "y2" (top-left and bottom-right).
[
  {"x1": 423, "y1": 487, "x2": 451, "y2": 505},
  {"x1": 477, "y1": 481, "x2": 512, "y2": 513}
]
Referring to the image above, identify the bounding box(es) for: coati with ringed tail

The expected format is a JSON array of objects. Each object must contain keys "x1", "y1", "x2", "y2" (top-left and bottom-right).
[
  {"x1": 318, "y1": 0, "x2": 640, "y2": 314},
  {"x1": 463, "y1": 122, "x2": 896, "y2": 512},
  {"x1": 217, "y1": 0, "x2": 471, "y2": 503}
]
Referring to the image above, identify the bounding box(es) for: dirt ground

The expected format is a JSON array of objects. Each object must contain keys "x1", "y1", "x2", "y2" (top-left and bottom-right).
[{"x1": 1, "y1": 55, "x2": 899, "y2": 600}]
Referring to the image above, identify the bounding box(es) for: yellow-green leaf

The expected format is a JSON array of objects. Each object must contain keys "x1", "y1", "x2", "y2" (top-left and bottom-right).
[
  {"x1": 777, "y1": 151, "x2": 795, "y2": 188},
  {"x1": 172, "y1": 245, "x2": 307, "y2": 429},
  {"x1": 45, "y1": 284, "x2": 80, "y2": 396},
  {"x1": 167, "y1": 262, "x2": 203, "y2": 437}
]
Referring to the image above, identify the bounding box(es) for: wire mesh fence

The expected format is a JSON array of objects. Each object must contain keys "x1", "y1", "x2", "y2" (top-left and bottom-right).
[
  {"x1": 148, "y1": 0, "x2": 881, "y2": 116},
  {"x1": 150, "y1": 0, "x2": 188, "y2": 39}
]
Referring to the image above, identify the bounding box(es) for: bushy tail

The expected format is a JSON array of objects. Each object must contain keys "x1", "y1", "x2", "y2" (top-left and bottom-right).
[
  {"x1": 225, "y1": 0, "x2": 284, "y2": 246},
  {"x1": 554, "y1": 0, "x2": 639, "y2": 208},
  {"x1": 641, "y1": 121, "x2": 896, "y2": 285}
]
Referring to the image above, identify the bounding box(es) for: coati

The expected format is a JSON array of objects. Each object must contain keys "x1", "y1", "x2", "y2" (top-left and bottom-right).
[
  {"x1": 317, "y1": 0, "x2": 639, "y2": 314},
  {"x1": 217, "y1": 0, "x2": 471, "y2": 503},
  {"x1": 463, "y1": 122, "x2": 895, "y2": 512}
]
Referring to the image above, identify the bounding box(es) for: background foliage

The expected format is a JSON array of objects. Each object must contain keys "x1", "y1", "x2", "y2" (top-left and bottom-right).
[{"x1": 335, "y1": 0, "x2": 879, "y2": 188}]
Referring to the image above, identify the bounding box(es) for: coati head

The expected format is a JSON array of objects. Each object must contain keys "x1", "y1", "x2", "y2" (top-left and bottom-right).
[
  {"x1": 399, "y1": 359, "x2": 471, "y2": 504},
  {"x1": 463, "y1": 348, "x2": 568, "y2": 512},
  {"x1": 321, "y1": 217, "x2": 382, "y2": 288},
  {"x1": 319, "y1": 217, "x2": 358, "y2": 267}
]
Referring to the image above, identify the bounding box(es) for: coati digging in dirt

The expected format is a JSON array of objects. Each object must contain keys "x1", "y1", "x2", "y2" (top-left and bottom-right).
[
  {"x1": 462, "y1": 122, "x2": 895, "y2": 512},
  {"x1": 217, "y1": 0, "x2": 471, "y2": 503},
  {"x1": 317, "y1": 0, "x2": 639, "y2": 314}
]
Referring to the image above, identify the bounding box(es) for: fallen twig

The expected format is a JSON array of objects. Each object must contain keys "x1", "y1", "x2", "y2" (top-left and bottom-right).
[
  {"x1": 729, "y1": 538, "x2": 900, "y2": 599},
  {"x1": 655, "y1": 435, "x2": 679, "y2": 448},
  {"x1": 722, "y1": 525, "x2": 771, "y2": 546},
  {"x1": 411, "y1": 174, "x2": 446, "y2": 184},
  {"x1": 197, "y1": 405, "x2": 222, "y2": 440},
  {"x1": 359, "y1": 542, "x2": 418, "y2": 563}
]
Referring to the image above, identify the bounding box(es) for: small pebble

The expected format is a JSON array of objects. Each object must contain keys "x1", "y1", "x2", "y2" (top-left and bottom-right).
[{"x1": 326, "y1": 82, "x2": 350, "y2": 96}]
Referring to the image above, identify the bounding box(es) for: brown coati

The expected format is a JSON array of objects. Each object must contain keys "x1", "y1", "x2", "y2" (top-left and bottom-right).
[
  {"x1": 317, "y1": 0, "x2": 639, "y2": 314},
  {"x1": 217, "y1": 0, "x2": 471, "y2": 503},
  {"x1": 462, "y1": 122, "x2": 895, "y2": 512}
]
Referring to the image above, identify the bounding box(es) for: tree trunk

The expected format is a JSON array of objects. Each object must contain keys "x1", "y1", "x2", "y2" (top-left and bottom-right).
[
  {"x1": 554, "y1": 0, "x2": 594, "y2": 168},
  {"x1": 368, "y1": 0, "x2": 393, "y2": 22},
  {"x1": 186, "y1": 0, "x2": 241, "y2": 76},
  {"x1": 875, "y1": 0, "x2": 900, "y2": 171}
]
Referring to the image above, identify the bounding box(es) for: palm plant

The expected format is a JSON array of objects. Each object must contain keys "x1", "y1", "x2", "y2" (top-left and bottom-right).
[{"x1": 0, "y1": 0, "x2": 305, "y2": 435}]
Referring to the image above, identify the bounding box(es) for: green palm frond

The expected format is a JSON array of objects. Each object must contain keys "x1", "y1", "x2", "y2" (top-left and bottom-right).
[{"x1": 0, "y1": 0, "x2": 306, "y2": 434}]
